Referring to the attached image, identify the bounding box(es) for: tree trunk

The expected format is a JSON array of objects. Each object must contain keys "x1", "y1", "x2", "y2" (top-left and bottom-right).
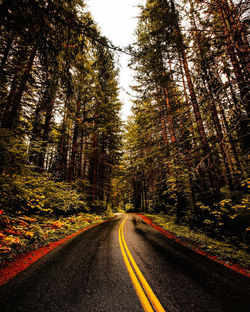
[
  {"x1": 171, "y1": 0, "x2": 222, "y2": 198},
  {"x1": 29, "y1": 97, "x2": 45, "y2": 165},
  {"x1": 216, "y1": 2, "x2": 249, "y2": 153},
  {"x1": 69, "y1": 99, "x2": 81, "y2": 182},
  {"x1": 175, "y1": 22, "x2": 219, "y2": 196},
  {"x1": 189, "y1": 5, "x2": 234, "y2": 193},
  {"x1": 0, "y1": 37, "x2": 13, "y2": 70},
  {"x1": 169, "y1": 57, "x2": 196, "y2": 217},
  {"x1": 2, "y1": 44, "x2": 37, "y2": 129},
  {"x1": 37, "y1": 74, "x2": 58, "y2": 169},
  {"x1": 89, "y1": 131, "x2": 98, "y2": 203},
  {"x1": 78, "y1": 128, "x2": 84, "y2": 178}
]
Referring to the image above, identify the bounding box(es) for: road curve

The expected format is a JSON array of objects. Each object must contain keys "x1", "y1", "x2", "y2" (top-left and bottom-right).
[{"x1": 0, "y1": 213, "x2": 249, "y2": 312}]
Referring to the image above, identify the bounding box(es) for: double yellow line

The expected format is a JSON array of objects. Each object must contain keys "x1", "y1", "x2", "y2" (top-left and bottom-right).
[{"x1": 119, "y1": 215, "x2": 166, "y2": 312}]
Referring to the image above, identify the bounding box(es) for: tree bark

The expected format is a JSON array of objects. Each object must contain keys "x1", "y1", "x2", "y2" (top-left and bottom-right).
[
  {"x1": 0, "y1": 37, "x2": 13, "y2": 70},
  {"x1": 2, "y1": 44, "x2": 37, "y2": 129},
  {"x1": 37, "y1": 73, "x2": 58, "y2": 169},
  {"x1": 215, "y1": 1, "x2": 249, "y2": 153},
  {"x1": 189, "y1": 4, "x2": 234, "y2": 192},
  {"x1": 69, "y1": 98, "x2": 81, "y2": 182}
]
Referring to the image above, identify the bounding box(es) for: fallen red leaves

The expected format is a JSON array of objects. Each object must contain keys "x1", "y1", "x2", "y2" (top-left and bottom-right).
[{"x1": 0, "y1": 218, "x2": 112, "y2": 287}]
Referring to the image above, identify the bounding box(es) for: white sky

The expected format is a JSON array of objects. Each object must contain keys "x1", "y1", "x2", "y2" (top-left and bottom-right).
[{"x1": 86, "y1": 0, "x2": 142, "y2": 120}]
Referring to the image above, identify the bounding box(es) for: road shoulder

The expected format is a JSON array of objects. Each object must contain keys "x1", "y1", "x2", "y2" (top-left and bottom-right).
[{"x1": 136, "y1": 213, "x2": 250, "y2": 277}]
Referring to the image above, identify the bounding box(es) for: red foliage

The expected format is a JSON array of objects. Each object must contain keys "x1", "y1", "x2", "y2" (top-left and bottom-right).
[
  {"x1": 0, "y1": 218, "x2": 112, "y2": 287},
  {"x1": 4, "y1": 229, "x2": 22, "y2": 236},
  {"x1": 50, "y1": 221, "x2": 63, "y2": 229}
]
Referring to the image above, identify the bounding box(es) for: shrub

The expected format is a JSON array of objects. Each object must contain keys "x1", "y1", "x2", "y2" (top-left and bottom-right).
[{"x1": 0, "y1": 172, "x2": 88, "y2": 215}]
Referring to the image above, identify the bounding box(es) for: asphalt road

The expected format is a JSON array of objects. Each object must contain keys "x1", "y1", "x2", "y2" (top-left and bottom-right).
[{"x1": 0, "y1": 214, "x2": 249, "y2": 312}]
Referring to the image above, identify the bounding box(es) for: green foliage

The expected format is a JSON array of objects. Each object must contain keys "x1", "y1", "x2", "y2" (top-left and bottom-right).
[
  {"x1": 0, "y1": 212, "x2": 112, "y2": 263},
  {"x1": 118, "y1": 0, "x2": 249, "y2": 249},
  {"x1": 0, "y1": 130, "x2": 28, "y2": 174},
  {"x1": 145, "y1": 213, "x2": 250, "y2": 269},
  {"x1": 0, "y1": 0, "x2": 249, "y2": 266},
  {"x1": 0, "y1": 173, "x2": 88, "y2": 215},
  {"x1": 105, "y1": 203, "x2": 114, "y2": 216},
  {"x1": 0, "y1": 0, "x2": 122, "y2": 214},
  {"x1": 199, "y1": 191, "x2": 250, "y2": 242},
  {"x1": 90, "y1": 200, "x2": 107, "y2": 213},
  {"x1": 124, "y1": 203, "x2": 134, "y2": 212}
]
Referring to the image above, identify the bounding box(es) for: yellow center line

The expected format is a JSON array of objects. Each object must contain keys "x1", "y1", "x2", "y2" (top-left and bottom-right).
[
  {"x1": 119, "y1": 218, "x2": 154, "y2": 312},
  {"x1": 119, "y1": 215, "x2": 166, "y2": 312}
]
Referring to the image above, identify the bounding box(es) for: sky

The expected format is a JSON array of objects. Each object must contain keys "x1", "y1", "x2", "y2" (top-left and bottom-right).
[{"x1": 86, "y1": 0, "x2": 142, "y2": 120}]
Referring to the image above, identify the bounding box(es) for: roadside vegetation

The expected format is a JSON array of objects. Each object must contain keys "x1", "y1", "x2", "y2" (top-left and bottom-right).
[
  {"x1": 0, "y1": 0, "x2": 249, "y2": 269},
  {"x1": 0, "y1": 1, "x2": 121, "y2": 264},
  {"x1": 118, "y1": 0, "x2": 250, "y2": 262},
  {"x1": 0, "y1": 211, "x2": 112, "y2": 264},
  {"x1": 143, "y1": 213, "x2": 250, "y2": 270}
]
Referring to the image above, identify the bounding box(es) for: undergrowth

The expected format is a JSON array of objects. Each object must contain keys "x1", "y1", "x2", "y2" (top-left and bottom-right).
[
  {"x1": 144, "y1": 213, "x2": 250, "y2": 270},
  {"x1": 0, "y1": 211, "x2": 113, "y2": 264}
]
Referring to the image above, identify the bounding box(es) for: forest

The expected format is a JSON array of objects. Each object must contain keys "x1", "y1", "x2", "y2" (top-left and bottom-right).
[
  {"x1": 121, "y1": 0, "x2": 250, "y2": 245},
  {"x1": 0, "y1": 0, "x2": 249, "y2": 265}
]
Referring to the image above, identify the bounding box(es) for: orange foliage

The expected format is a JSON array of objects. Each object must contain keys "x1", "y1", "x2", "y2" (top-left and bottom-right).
[{"x1": 50, "y1": 220, "x2": 63, "y2": 229}]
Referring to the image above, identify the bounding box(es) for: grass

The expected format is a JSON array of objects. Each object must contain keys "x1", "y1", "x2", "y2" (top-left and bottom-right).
[
  {"x1": 144, "y1": 213, "x2": 250, "y2": 270},
  {"x1": 1, "y1": 210, "x2": 249, "y2": 272},
  {"x1": 0, "y1": 211, "x2": 113, "y2": 264}
]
